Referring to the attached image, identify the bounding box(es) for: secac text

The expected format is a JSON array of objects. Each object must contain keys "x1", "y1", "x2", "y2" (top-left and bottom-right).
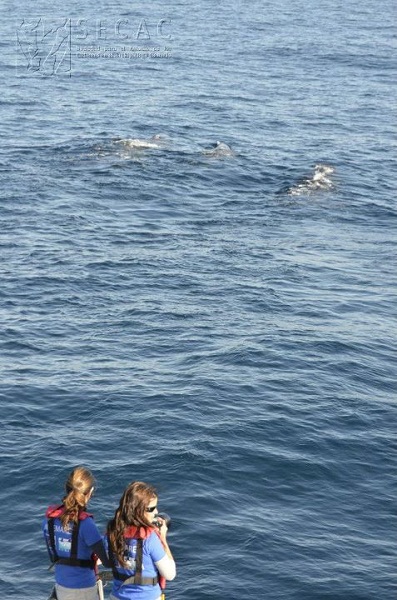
[{"x1": 74, "y1": 18, "x2": 172, "y2": 41}]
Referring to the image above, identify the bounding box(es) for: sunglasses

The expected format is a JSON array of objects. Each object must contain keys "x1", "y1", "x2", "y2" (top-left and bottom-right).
[{"x1": 146, "y1": 505, "x2": 158, "y2": 513}]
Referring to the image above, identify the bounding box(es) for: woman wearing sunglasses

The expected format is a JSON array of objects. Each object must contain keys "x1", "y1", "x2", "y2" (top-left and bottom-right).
[{"x1": 106, "y1": 481, "x2": 176, "y2": 600}]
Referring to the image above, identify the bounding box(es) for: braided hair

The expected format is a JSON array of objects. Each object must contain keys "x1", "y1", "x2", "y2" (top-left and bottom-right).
[{"x1": 60, "y1": 466, "x2": 95, "y2": 530}]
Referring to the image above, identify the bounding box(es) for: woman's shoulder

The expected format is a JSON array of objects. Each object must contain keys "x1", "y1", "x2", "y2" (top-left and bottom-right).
[
  {"x1": 79, "y1": 514, "x2": 103, "y2": 544},
  {"x1": 79, "y1": 513, "x2": 97, "y2": 528},
  {"x1": 79, "y1": 510, "x2": 94, "y2": 520},
  {"x1": 45, "y1": 504, "x2": 63, "y2": 518},
  {"x1": 144, "y1": 529, "x2": 163, "y2": 549}
]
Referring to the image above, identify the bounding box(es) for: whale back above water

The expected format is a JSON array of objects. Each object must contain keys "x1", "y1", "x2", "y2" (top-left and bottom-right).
[
  {"x1": 113, "y1": 134, "x2": 166, "y2": 150},
  {"x1": 202, "y1": 141, "x2": 236, "y2": 158}
]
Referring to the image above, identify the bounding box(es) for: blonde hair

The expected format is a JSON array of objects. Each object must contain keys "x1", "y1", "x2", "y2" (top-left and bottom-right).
[
  {"x1": 107, "y1": 481, "x2": 157, "y2": 566},
  {"x1": 61, "y1": 466, "x2": 95, "y2": 530}
]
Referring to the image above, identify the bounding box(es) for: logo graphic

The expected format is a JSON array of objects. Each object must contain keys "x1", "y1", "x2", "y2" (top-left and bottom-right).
[
  {"x1": 15, "y1": 17, "x2": 173, "y2": 76},
  {"x1": 58, "y1": 537, "x2": 72, "y2": 553},
  {"x1": 16, "y1": 18, "x2": 72, "y2": 76}
]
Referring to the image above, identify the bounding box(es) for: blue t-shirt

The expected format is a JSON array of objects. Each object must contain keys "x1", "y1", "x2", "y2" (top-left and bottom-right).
[
  {"x1": 106, "y1": 531, "x2": 166, "y2": 600},
  {"x1": 43, "y1": 515, "x2": 102, "y2": 588}
]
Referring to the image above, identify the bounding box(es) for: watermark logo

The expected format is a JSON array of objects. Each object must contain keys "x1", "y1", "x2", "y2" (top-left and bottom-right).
[
  {"x1": 16, "y1": 18, "x2": 72, "y2": 76},
  {"x1": 16, "y1": 17, "x2": 173, "y2": 76}
]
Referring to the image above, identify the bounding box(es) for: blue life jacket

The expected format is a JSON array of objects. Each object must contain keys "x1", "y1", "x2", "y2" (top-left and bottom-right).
[{"x1": 46, "y1": 504, "x2": 96, "y2": 569}]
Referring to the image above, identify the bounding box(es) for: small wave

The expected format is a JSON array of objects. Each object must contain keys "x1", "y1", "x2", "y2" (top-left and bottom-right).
[{"x1": 286, "y1": 164, "x2": 336, "y2": 196}]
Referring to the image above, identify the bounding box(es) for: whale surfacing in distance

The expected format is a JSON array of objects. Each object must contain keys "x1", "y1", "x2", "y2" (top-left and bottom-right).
[
  {"x1": 113, "y1": 134, "x2": 166, "y2": 150},
  {"x1": 202, "y1": 141, "x2": 236, "y2": 158},
  {"x1": 287, "y1": 164, "x2": 335, "y2": 196}
]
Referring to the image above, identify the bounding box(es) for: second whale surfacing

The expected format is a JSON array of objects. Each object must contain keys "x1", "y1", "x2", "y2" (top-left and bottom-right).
[
  {"x1": 202, "y1": 141, "x2": 236, "y2": 158},
  {"x1": 287, "y1": 164, "x2": 335, "y2": 196}
]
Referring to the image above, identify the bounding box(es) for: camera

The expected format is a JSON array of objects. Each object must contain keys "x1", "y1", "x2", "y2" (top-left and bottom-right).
[{"x1": 153, "y1": 512, "x2": 171, "y2": 530}]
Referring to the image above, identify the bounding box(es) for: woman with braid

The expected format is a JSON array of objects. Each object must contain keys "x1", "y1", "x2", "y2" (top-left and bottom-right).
[
  {"x1": 106, "y1": 481, "x2": 176, "y2": 600},
  {"x1": 43, "y1": 466, "x2": 110, "y2": 600}
]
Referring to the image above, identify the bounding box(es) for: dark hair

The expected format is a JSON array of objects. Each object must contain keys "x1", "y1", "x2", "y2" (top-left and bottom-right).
[
  {"x1": 107, "y1": 481, "x2": 157, "y2": 567},
  {"x1": 61, "y1": 466, "x2": 95, "y2": 530}
]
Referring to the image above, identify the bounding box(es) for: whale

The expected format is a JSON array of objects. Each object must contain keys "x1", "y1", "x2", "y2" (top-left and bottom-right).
[
  {"x1": 202, "y1": 141, "x2": 236, "y2": 158},
  {"x1": 287, "y1": 164, "x2": 335, "y2": 195},
  {"x1": 113, "y1": 134, "x2": 166, "y2": 150}
]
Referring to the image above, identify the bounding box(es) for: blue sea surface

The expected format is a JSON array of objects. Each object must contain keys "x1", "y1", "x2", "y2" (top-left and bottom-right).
[{"x1": 0, "y1": 0, "x2": 396, "y2": 598}]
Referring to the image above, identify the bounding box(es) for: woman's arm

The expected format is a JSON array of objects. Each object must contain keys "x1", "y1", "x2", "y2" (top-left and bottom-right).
[
  {"x1": 155, "y1": 554, "x2": 176, "y2": 581},
  {"x1": 155, "y1": 518, "x2": 176, "y2": 580}
]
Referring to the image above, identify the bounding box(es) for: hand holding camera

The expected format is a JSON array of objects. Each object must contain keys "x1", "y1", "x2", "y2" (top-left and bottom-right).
[{"x1": 153, "y1": 513, "x2": 171, "y2": 538}]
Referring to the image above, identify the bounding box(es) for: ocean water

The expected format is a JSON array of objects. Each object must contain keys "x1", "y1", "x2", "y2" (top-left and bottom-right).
[{"x1": 0, "y1": 0, "x2": 396, "y2": 598}]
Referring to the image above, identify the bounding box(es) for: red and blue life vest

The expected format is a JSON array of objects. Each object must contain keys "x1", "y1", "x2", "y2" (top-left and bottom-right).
[
  {"x1": 46, "y1": 504, "x2": 96, "y2": 570},
  {"x1": 110, "y1": 525, "x2": 166, "y2": 590}
]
